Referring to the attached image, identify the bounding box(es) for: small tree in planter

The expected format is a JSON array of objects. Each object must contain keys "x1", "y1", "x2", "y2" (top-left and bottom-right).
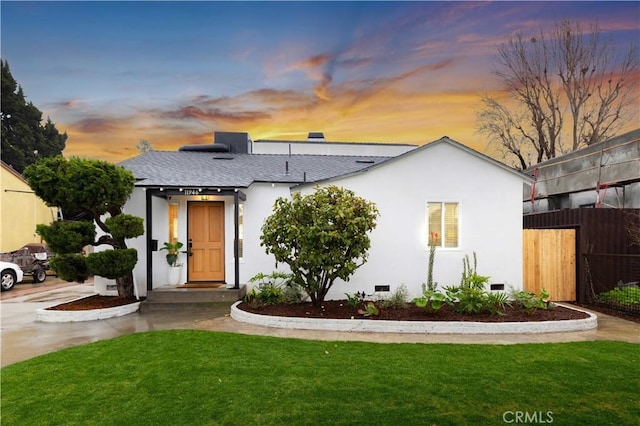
[
  {"x1": 260, "y1": 186, "x2": 379, "y2": 306},
  {"x1": 24, "y1": 156, "x2": 144, "y2": 298}
]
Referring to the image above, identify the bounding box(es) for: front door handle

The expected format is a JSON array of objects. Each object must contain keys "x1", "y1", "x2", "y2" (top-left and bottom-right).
[{"x1": 188, "y1": 239, "x2": 193, "y2": 257}]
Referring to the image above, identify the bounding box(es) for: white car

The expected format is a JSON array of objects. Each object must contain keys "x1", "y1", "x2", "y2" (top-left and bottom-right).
[{"x1": 1, "y1": 261, "x2": 24, "y2": 291}]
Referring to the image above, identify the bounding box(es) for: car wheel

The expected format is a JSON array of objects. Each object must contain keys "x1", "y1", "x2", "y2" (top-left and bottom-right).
[
  {"x1": 33, "y1": 267, "x2": 47, "y2": 283},
  {"x1": 1, "y1": 270, "x2": 16, "y2": 291}
]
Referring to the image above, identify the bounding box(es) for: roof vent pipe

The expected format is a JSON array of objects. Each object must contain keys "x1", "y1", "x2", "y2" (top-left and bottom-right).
[{"x1": 285, "y1": 161, "x2": 289, "y2": 175}]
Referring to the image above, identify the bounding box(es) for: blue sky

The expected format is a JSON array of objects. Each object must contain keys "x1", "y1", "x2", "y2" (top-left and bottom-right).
[{"x1": 2, "y1": 1, "x2": 639, "y2": 162}]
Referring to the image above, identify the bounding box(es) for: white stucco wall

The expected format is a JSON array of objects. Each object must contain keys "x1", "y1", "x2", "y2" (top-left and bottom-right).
[
  {"x1": 238, "y1": 183, "x2": 293, "y2": 282},
  {"x1": 298, "y1": 142, "x2": 526, "y2": 300},
  {"x1": 121, "y1": 142, "x2": 525, "y2": 300}
]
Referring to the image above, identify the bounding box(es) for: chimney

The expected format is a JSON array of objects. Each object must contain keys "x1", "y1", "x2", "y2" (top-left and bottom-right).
[{"x1": 306, "y1": 132, "x2": 325, "y2": 142}]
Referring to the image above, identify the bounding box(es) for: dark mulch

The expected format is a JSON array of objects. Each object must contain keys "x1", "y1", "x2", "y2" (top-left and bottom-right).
[
  {"x1": 46, "y1": 295, "x2": 142, "y2": 311},
  {"x1": 238, "y1": 300, "x2": 590, "y2": 322}
]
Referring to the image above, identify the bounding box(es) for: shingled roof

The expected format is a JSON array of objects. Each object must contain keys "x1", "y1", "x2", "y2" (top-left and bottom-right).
[{"x1": 118, "y1": 151, "x2": 391, "y2": 188}]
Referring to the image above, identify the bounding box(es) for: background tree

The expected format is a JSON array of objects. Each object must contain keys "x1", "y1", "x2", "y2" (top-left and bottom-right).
[
  {"x1": 136, "y1": 139, "x2": 154, "y2": 154},
  {"x1": 1, "y1": 59, "x2": 67, "y2": 174},
  {"x1": 24, "y1": 156, "x2": 143, "y2": 298},
  {"x1": 260, "y1": 186, "x2": 379, "y2": 306},
  {"x1": 477, "y1": 19, "x2": 639, "y2": 169}
]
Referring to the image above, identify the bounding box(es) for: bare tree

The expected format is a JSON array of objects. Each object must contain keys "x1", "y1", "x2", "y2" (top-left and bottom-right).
[
  {"x1": 136, "y1": 139, "x2": 154, "y2": 153},
  {"x1": 478, "y1": 20, "x2": 639, "y2": 169}
]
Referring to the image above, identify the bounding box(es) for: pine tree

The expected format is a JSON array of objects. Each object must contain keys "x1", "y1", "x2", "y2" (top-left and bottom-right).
[{"x1": 1, "y1": 59, "x2": 67, "y2": 173}]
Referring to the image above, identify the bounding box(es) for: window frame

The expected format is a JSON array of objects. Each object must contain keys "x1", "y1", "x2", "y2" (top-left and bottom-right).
[
  {"x1": 426, "y1": 201, "x2": 460, "y2": 250},
  {"x1": 237, "y1": 202, "x2": 244, "y2": 260},
  {"x1": 168, "y1": 202, "x2": 179, "y2": 245}
]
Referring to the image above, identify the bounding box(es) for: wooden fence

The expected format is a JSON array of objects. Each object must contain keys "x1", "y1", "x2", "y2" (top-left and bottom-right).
[
  {"x1": 523, "y1": 208, "x2": 640, "y2": 303},
  {"x1": 523, "y1": 229, "x2": 576, "y2": 301}
]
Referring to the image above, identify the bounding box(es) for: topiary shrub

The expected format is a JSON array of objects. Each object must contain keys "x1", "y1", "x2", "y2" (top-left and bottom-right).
[
  {"x1": 35, "y1": 221, "x2": 96, "y2": 254},
  {"x1": 50, "y1": 254, "x2": 90, "y2": 283},
  {"x1": 86, "y1": 249, "x2": 138, "y2": 280}
]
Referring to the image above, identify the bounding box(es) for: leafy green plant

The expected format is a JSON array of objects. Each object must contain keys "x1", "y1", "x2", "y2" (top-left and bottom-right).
[
  {"x1": 256, "y1": 285, "x2": 284, "y2": 305},
  {"x1": 244, "y1": 284, "x2": 284, "y2": 309},
  {"x1": 450, "y1": 285, "x2": 490, "y2": 314},
  {"x1": 345, "y1": 291, "x2": 366, "y2": 309},
  {"x1": 440, "y1": 253, "x2": 507, "y2": 314},
  {"x1": 413, "y1": 289, "x2": 452, "y2": 312},
  {"x1": 460, "y1": 252, "x2": 490, "y2": 289},
  {"x1": 243, "y1": 288, "x2": 261, "y2": 309},
  {"x1": 487, "y1": 291, "x2": 510, "y2": 313},
  {"x1": 260, "y1": 186, "x2": 379, "y2": 306},
  {"x1": 357, "y1": 301, "x2": 381, "y2": 317},
  {"x1": 598, "y1": 286, "x2": 640, "y2": 305},
  {"x1": 249, "y1": 271, "x2": 306, "y2": 304},
  {"x1": 160, "y1": 241, "x2": 185, "y2": 267},
  {"x1": 381, "y1": 284, "x2": 410, "y2": 309},
  {"x1": 510, "y1": 288, "x2": 552, "y2": 314}
]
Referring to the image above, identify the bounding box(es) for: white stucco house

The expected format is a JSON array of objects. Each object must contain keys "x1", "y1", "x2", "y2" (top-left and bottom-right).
[{"x1": 113, "y1": 132, "x2": 530, "y2": 300}]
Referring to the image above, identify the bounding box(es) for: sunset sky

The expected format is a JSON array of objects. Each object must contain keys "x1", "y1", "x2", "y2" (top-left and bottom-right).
[{"x1": 2, "y1": 1, "x2": 639, "y2": 164}]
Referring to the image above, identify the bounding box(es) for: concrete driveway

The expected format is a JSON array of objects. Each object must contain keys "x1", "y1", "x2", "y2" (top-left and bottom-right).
[{"x1": 0, "y1": 280, "x2": 227, "y2": 367}]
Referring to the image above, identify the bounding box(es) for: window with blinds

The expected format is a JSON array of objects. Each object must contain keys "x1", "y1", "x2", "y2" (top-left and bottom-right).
[
  {"x1": 427, "y1": 202, "x2": 459, "y2": 248},
  {"x1": 168, "y1": 203, "x2": 179, "y2": 244}
]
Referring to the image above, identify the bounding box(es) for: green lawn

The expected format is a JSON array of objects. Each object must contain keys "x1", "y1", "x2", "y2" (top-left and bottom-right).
[{"x1": 1, "y1": 331, "x2": 638, "y2": 425}]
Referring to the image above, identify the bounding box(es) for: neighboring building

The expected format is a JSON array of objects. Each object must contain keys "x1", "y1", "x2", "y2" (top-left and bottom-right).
[
  {"x1": 524, "y1": 129, "x2": 640, "y2": 213},
  {"x1": 116, "y1": 132, "x2": 530, "y2": 299},
  {"x1": 0, "y1": 161, "x2": 58, "y2": 252},
  {"x1": 253, "y1": 131, "x2": 418, "y2": 157}
]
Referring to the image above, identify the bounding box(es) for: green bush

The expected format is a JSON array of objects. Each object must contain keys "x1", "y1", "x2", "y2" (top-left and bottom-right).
[
  {"x1": 357, "y1": 301, "x2": 381, "y2": 317},
  {"x1": 105, "y1": 214, "x2": 144, "y2": 240},
  {"x1": 413, "y1": 289, "x2": 452, "y2": 312},
  {"x1": 244, "y1": 272, "x2": 303, "y2": 308},
  {"x1": 345, "y1": 291, "x2": 366, "y2": 309},
  {"x1": 598, "y1": 286, "x2": 640, "y2": 305},
  {"x1": 381, "y1": 284, "x2": 410, "y2": 309},
  {"x1": 260, "y1": 186, "x2": 379, "y2": 306},
  {"x1": 50, "y1": 254, "x2": 90, "y2": 283},
  {"x1": 86, "y1": 249, "x2": 138, "y2": 279},
  {"x1": 36, "y1": 220, "x2": 96, "y2": 254},
  {"x1": 436, "y1": 252, "x2": 506, "y2": 315},
  {"x1": 510, "y1": 289, "x2": 552, "y2": 314}
]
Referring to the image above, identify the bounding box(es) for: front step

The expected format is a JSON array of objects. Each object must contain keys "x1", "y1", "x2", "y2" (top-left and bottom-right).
[
  {"x1": 140, "y1": 300, "x2": 236, "y2": 312},
  {"x1": 141, "y1": 284, "x2": 246, "y2": 311}
]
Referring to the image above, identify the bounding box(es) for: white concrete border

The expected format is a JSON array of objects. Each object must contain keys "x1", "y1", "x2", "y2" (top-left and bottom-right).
[
  {"x1": 230, "y1": 302, "x2": 597, "y2": 334},
  {"x1": 36, "y1": 296, "x2": 140, "y2": 323}
]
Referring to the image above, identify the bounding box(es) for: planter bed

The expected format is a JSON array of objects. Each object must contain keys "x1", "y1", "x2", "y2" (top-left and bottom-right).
[
  {"x1": 231, "y1": 301, "x2": 597, "y2": 334},
  {"x1": 36, "y1": 295, "x2": 140, "y2": 323}
]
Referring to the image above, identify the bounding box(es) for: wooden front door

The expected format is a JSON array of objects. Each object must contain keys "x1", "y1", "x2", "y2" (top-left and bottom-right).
[{"x1": 188, "y1": 202, "x2": 225, "y2": 282}]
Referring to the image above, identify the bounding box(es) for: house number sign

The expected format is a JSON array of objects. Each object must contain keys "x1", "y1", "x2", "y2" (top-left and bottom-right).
[{"x1": 183, "y1": 189, "x2": 200, "y2": 195}]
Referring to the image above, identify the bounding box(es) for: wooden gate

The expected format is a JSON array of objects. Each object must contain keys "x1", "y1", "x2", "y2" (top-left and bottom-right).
[{"x1": 523, "y1": 229, "x2": 576, "y2": 302}]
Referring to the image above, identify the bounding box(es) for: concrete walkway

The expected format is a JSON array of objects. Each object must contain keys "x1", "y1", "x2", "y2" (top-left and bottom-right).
[{"x1": 1, "y1": 282, "x2": 638, "y2": 367}]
